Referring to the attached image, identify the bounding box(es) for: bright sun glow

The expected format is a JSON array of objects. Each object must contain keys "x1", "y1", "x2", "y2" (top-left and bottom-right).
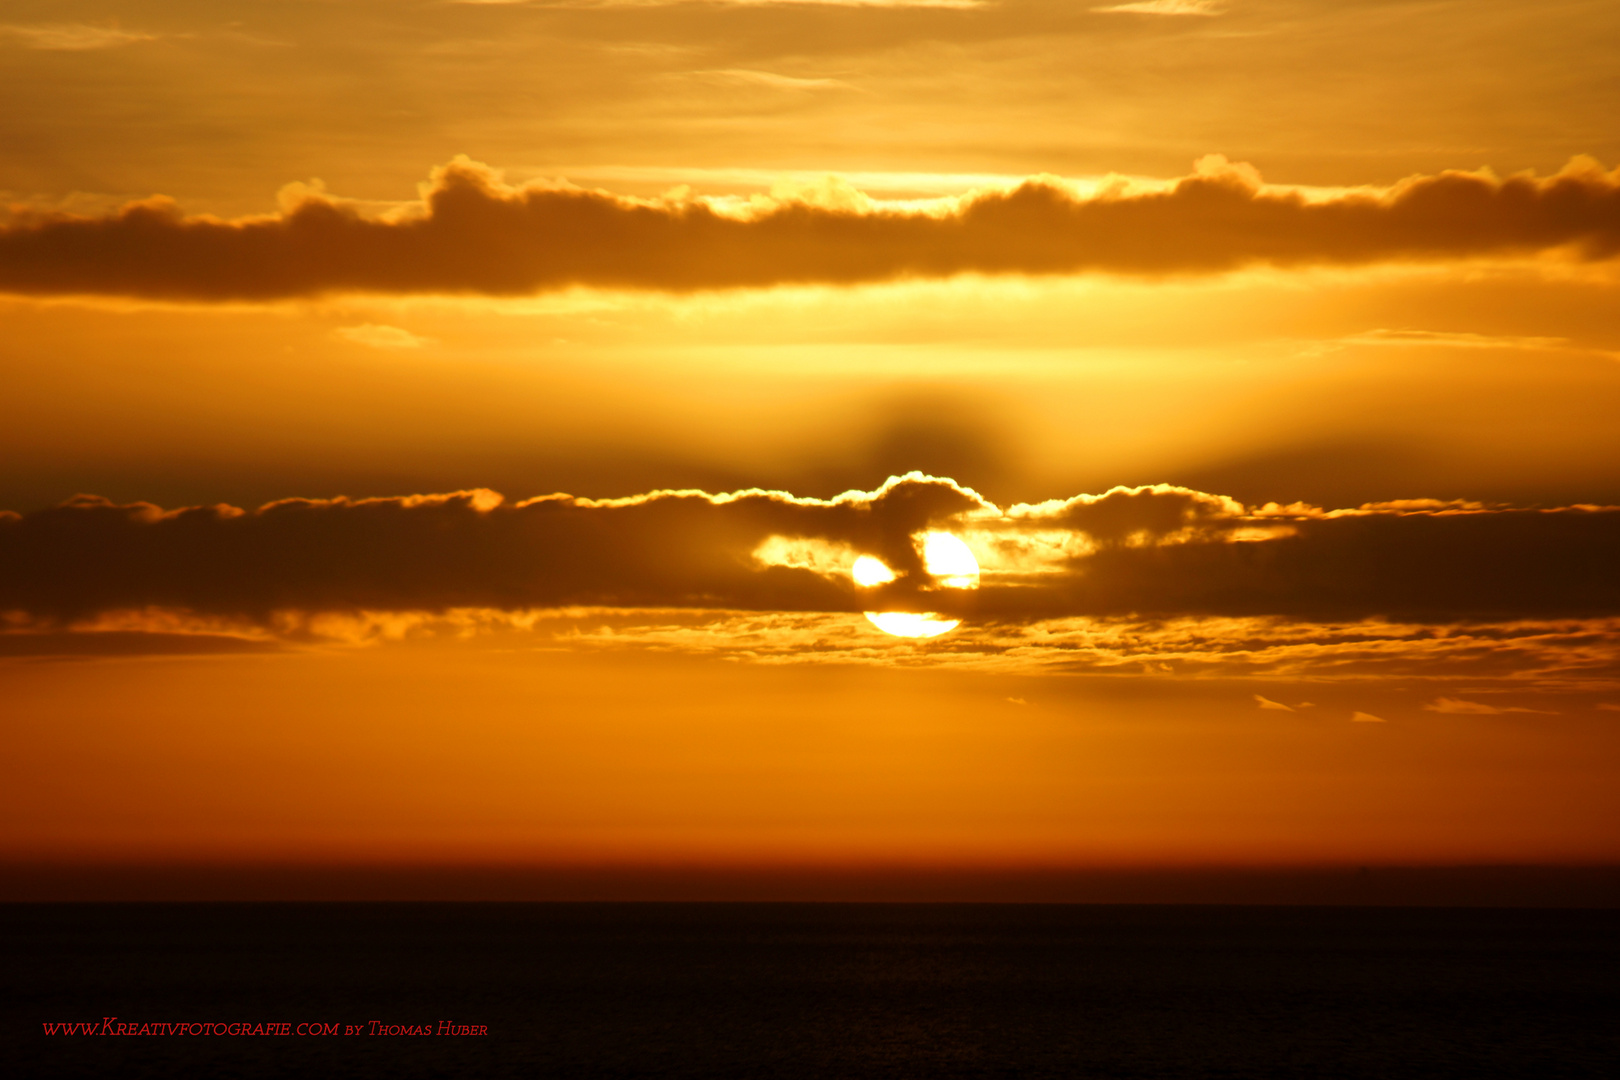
[
  {"x1": 855, "y1": 531, "x2": 980, "y2": 638},
  {"x1": 851, "y1": 555, "x2": 896, "y2": 587},
  {"x1": 921, "y1": 531, "x2": 980, "y2": 588}
]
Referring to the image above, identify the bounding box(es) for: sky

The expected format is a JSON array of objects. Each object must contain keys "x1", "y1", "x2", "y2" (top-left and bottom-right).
[{"x1": 3, "y1": 0, "x2": 1619, "y2": 900}]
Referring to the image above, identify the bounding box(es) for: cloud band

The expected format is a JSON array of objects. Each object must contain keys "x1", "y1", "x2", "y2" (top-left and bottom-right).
[
  {"x1": 2, "y1": 157, "x2": 1618, "y2": 300},
  {"x1": 3, "y1": 477, "x2": 1617, "y2": 627}
]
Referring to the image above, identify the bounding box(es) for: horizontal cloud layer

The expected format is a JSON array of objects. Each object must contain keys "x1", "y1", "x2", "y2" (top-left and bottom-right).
[
  {"x1": 2, "y1": 476, "x2": 1617, "y2": 627},
  {"x1": 0, "y1": 477, "x2": 984, "y2": 624},
  {"x1": 2, "y1": 157, "x2": 1618, "y2": 300}
]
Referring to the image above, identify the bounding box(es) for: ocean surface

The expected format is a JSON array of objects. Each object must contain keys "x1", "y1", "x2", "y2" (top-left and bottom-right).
[{"x1": 4, "y1": 902, "x2": 1617, "y2": 1079}]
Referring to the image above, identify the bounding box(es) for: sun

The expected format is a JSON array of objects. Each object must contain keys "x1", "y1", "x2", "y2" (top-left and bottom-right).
[{"x1": 853, "y1": 531, "x2": 980, "y2": 638}]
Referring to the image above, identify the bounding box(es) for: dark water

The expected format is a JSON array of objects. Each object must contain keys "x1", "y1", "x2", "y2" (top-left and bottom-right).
[{"x1": 4, "y1": 903, "x2": 1617, "y2": 1079}]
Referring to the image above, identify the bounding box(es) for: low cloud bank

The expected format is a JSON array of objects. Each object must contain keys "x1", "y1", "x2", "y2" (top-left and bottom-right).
[
  {"x1": 3, "y1": 476, "x2": 1617, "y2": 627},
  {"x1": 2, "y1": 156, "x2": 1618, "y2": 300}
]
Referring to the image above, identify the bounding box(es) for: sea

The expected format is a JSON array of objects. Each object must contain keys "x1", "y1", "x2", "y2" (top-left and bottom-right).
[{"x1": 4, "y1": 902, "x2": 1617, "y2": 1079}]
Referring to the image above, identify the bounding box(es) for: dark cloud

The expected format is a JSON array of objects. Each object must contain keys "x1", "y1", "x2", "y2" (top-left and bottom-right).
[
  {"x1": 2, "y1": 157, "x2": 1618, "y2": 301},
  {"x1": 0, "y1": 477, "x2": 987, "y2": 625},
  {"x1": 2, "y1": 477, "x2": 1618, "y2": 629},
  {"x1": 979, "y1": 501, "x2": 1620, "y2": 622},
  {"x1": 1034, "y1": 485, "x2": 1242, "y2": 544}
]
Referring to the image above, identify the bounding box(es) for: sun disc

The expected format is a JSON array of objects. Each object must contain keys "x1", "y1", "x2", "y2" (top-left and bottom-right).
[
  {"x1": 854, "y1": 531, "x2": 980, "y2": 638},
  {"x1": 863, "y1": 611, "x2": 961, "y2": 638}
]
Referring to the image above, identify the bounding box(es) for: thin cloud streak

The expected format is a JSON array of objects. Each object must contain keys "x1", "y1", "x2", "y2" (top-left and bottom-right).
[
  {"x1": 0, "y1": 24, "x2": 159, "y2": 51},
  {"x1": 2, "y1": 157, "x2": 1619, "y2": 301},
  {"x1": 333, "y1": 324, "x2": 433, "y2": 349},
  {"x1": 11, "y1": 603, "x2": 1620, "y2": 689},
  {"x1": 455, "y1": 0, "x2": 985, "y2": 7},
  {"x1": 693, "y1": 69, "x2": 855, "y2": 91},
  {"x1": 556, "y1": 609, "x2": 1620, "y2": 687},
  {"x1": 1422, "y1": 696, "x2": 1556, "y2": 715},
  {"x1": 1092, "y1": 1, "x2": 1222, "y2": 15}
]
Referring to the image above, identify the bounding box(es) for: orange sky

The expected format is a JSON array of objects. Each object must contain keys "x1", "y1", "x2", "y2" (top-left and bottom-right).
[{"x1": 3, "y1": 0, "x2": 1619, "y2": 898}]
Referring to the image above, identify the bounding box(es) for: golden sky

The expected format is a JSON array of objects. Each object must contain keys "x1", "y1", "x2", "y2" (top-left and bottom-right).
[{"x1": 3, "y1": 0, "x2": 1619, "y2": 897}]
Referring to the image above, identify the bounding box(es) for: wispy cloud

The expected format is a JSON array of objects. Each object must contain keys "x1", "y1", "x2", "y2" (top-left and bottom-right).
[
  {"x1": 1092, "y1": 1, "x2": 1223, "y2": 16},
  {"x1": 1351, "y1": 711, "x2": 1387, "y2": 723},
  {"x1": 401, "y1": 610, "x2": 1620, "y2": 683},
  {"x1": 334, "y1": 324, "x2": 433, "y2": 349},
  {"x1": 13, "y1": 598, "x2": 1620, "y2": 684},
  {"x1": 456, "y1": 0, "x2": 986, "y2": 8},
  {"x1": 693, "y1": 69, "x2": 853, "y2": 92},
  {"x1": 1254, "y1": 694, "x2": 1294, "y2": 711},
  {"x1": 1423, "y1": 697, "x2": 1556, "y2": 715},
  {"x1": 1, "y1": 23, "x2": 158, "y2": 51},
  {"x1": 1340, "y1": 329, "x2": 1572, "y2": 352}
]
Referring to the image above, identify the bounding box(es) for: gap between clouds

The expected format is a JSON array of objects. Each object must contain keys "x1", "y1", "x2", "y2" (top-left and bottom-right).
[{"x1": 2, "y1": 156, "x2": 1618, "y2": 301}]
